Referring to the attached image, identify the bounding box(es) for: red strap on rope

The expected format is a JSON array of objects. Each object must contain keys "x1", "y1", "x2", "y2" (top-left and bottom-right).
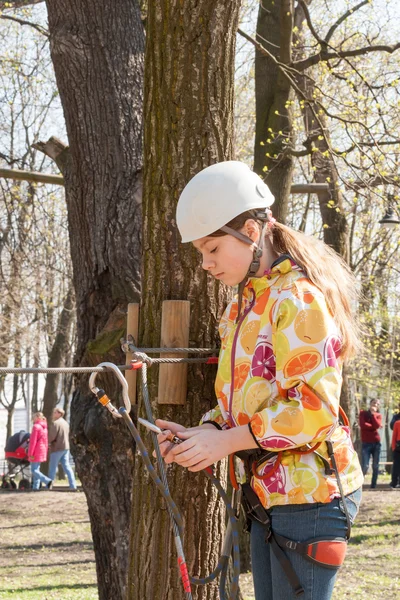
[{"x1": 206, "y1": 357, "x2": 219, "y2": 364}]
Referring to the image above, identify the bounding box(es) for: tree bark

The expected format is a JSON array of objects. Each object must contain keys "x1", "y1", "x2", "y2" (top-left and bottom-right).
[
  {"x1": 44, "y1": 1, "x2": 145, "y2": 599},
  {"x1": 129, "y1": 2, "x2": 241, "y2": 599}
]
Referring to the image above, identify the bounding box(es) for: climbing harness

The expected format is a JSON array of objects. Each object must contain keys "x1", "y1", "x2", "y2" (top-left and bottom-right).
[
  {"x1": 89, "y1": 348, "x2": 241, "y2": 600},
  {"x1": 230, "y1": 408, "x2": 353, "y2": 597}
]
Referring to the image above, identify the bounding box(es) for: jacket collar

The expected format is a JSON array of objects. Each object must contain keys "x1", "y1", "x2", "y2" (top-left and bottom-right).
[{"x1": 243, "y1": 255, "x2": 302, "y2": 299}]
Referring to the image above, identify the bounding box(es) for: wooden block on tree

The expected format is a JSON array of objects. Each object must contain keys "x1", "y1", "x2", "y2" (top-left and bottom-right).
[
  {"x1": 158, "y1": 300, "x2": 190, "y2": 405},
  {"x1": 125, "y1": 303, "x2": 139, "y2": 404}
]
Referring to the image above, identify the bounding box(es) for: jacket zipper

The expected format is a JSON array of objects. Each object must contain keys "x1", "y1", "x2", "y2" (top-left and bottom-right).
[{"x1": 228, "y1": 290, "x2": 256, "y2": 426}]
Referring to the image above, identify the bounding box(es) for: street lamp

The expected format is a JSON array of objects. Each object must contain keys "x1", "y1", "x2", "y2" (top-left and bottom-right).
[{"x1": 379, "y1": 194, "x2": 400, "y2": 229}]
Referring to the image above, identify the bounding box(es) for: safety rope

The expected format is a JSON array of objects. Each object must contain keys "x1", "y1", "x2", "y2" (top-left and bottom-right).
[{"x1": 89, "y1": 357, "x2": 240, "y2": 600}]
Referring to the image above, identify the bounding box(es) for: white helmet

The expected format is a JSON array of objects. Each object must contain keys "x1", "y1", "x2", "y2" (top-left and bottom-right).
[{"x1": 176, "y1": 161, "x2": 275, "y2": 243}]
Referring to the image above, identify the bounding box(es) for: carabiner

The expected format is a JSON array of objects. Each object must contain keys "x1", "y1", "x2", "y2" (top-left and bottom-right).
[{"x1": 89, "y1": 362, "x2": 131, "y2": 418}]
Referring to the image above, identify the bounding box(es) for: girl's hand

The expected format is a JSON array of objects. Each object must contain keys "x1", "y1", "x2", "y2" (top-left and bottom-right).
[
  {"x1": 155, "y1": 419, "x2": 187, "y2": 458},
  {"x1": 163, "y1": 427, "x2": 232, "y2": 472}
]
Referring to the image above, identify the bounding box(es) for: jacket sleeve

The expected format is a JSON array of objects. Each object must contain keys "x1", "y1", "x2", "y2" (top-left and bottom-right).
[
  {"x1": 360, "y1": 411, "x2": 381, "y2": 432},
  {"x1": 249, "y1": 285, "x2": 341, "y2": 451},
  {"x1": 48, "y1": 423, "x2": 57, "y2": 445},
  {"x1": 28, "y1": 425, "x2": 38, "y2": 459}
]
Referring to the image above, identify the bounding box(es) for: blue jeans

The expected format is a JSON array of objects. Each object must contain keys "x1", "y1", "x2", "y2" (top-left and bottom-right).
[
  {"x1": 31, "y1": 462, "x2": 52, "y2": 490},
  {"x1": 361, "y1": 442, "x2": 381, "y2": 488},
  {"x1": 48, "y1": 450, "x2": 77, "y2": 489},
  {"x1": 250, "y1": 488, "x2": 362, "y2": 600}
]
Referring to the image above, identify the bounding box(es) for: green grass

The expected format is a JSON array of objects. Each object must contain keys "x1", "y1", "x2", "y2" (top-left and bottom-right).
[{"x1": 1, "y1": 484, "x2": 399, "y2": 599}]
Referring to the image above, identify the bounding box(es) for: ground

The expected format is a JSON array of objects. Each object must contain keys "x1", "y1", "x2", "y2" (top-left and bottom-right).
[{"x1": 0, "y1": 482, "x2": 399, "y2": 600}]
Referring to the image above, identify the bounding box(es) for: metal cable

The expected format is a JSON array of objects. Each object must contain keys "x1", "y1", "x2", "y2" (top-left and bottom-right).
[
  {"x1": 133, "y1": 361, "x2": 240, "y2": 599},
  {"x1": 0, "y1": 359, "x2": 216, "y2": 375}
]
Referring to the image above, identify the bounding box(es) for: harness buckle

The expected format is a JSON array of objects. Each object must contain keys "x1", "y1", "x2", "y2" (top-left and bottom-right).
[{"x1": 286, "y1": 540, "x2": 298, "y2": 550}]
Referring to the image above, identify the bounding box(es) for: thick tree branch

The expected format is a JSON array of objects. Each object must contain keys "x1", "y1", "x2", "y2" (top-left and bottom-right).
[
  {"x1": 32, "y1": 136, "x2": 70, "y2": 174},
  {"x1": 294, "y1": 42, "x2": 400, "y2": 71},
  {"x1": 338, "y1": 139, "x2": 400, "y2": 156}
]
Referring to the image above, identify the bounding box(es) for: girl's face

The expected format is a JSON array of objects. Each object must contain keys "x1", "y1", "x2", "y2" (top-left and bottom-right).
[{"x1": 193, "y1": 224, "x2": 258, "y2": 287}]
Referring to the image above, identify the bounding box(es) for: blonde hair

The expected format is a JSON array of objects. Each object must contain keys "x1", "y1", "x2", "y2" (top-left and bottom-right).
[
  {"x1": 271, "y1": 222, "x2": 360, "y2": 358},
  {"x1": 211, "y1": 212, "x2": 361, "y2": 359},
  {"x1": 54, "y1": 407, "x2": 65, "y2": 417},
  {"x1": 33, "y1": 412, "x2": 46, "y2": 421}
]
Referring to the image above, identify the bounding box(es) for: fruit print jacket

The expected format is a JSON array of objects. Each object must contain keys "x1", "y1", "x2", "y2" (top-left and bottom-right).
[{"x1": 201, "y1": 256, "x2": 363, "y2": 508}]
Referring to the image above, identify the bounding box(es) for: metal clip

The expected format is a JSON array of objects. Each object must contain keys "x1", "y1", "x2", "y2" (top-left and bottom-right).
[{"x1": 89, "y1": 362, "x2": 131, "y2": 418}]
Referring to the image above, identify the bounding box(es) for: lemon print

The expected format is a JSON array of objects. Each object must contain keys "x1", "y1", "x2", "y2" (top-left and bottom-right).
[
  {"x1": 217, "y1": 350, "x2": 232, "y2": 383},
  {"x1": 290, "y1": 464, "x2": 319, "y2": 495},
  {"x1": 273, "y1": 331, "x2": 290, "y2": 371},
  {"x1": 232, "y1": 389, "x2": 243, "y2": 412},
  {"x1": 308, "y1": 367, "x2": 340, "y2": 404},
  {"x1": 294, "y1": 309, "x2": 328, "y2": 344},
  {"x1": 240, "y1": 319, "x2": 261, "y2": 354},
  {"x1": 243, "y1": 377, "x2": 272, "y2": 414},
  {"x1": 276, "y1": 298, "x2": 299, "y2": 331}
]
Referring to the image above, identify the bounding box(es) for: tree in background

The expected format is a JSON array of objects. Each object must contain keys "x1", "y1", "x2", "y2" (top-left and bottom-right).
[{"x1": 0, "y1": 10, "x2": 73, "y2": 435}]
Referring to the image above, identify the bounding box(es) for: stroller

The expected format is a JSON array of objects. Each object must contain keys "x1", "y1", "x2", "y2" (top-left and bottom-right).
[{"x1": 1, "y1": 430, "x2": 31, "y2": 490}]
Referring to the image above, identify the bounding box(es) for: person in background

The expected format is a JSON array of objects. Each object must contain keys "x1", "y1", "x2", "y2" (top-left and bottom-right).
[
  {"x1": 359, "y1": 398, "x2": 382, "y2": 489},
  {"x1": 390, "y1": 416, "x2": 400, "y2": 489},
  {"x1": 28, "y1": 412, "x2": 53, "y2": 491},
  {"x1": 390, "y1": 402, "x2": 400, "y2": 431},
  {"x1": 48, "y1": 407, "x2": 77, "y2": 491}
]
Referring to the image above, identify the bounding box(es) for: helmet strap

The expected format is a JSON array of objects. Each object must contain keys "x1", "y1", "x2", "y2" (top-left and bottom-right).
[{"x1": 220, "y1": 223, "x2": 268, "y2": 323}]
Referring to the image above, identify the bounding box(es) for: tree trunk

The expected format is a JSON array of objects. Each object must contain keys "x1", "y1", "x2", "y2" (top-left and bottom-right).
[
  {"x1": 44, "y1": 2, "x2": 145, "y2": 599},
  {"x1": 254, "y1": 0, "x2": 296, "y2": 223},
  {"x1": 129, "y1": 2, "x2": 241, "y2": 599},
  {"x1": 42, "y1": 286, "x2": 75, "y2": 421},
  {"x1": 294, "y1": 4, "x2": 349, "y2": 260}
]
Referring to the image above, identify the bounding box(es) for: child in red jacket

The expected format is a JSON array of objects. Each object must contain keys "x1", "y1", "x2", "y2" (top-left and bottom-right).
[{"x1": 28, "y1": 412, "x2": 53, "y2": 491}]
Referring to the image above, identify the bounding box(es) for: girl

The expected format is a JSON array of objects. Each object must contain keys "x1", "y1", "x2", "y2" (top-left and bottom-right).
[
  {"x1": 28, "y1": 412, "x2": 53, "y2": 491},
  {"x1": 157, "y1": 161, "x2": 363, "y2": 600}
]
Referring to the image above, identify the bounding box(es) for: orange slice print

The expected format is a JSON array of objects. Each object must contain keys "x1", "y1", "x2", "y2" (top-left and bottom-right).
[
  {"x1": 253, "y1": 289, "x2": 271, "y2": 315},
  {"x1": 300, "y1": 386, "x2": 322, "y2": 411},
  {"x1": 252, "y1": 479, "x2": 268, "y2": 507},
  {"x1": 236, "y1": 411, "x2": 250, "y2": 426},
  {"x1": 233, "y1": 358, "x2": 251, "y2": 391},
  {"x1": 250, "y1": 412, "x2": 267, "y2": 438},
  {"x1": 283, "y1": 347, "x2": 322, "y2": 378},
  {"x1": 331, "y1": 445, "x2": 351, "y2": 473}
]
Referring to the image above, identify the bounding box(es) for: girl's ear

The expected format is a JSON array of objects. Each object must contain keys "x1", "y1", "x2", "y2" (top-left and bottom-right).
[{"x1": 243, "y1": 219, "x2": 259, "y2": 242}]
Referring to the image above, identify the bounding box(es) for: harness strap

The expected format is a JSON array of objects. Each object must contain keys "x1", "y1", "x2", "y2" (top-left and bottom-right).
[
  {"x1": 273, "y1": 533, "x2": 348, "y2": 570},
  {"x1": 241, "y1": 483, "x2": 304, "y2": 596}
]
